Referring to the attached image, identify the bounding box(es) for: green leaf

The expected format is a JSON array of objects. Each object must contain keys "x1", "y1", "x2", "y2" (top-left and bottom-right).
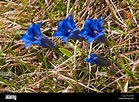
[
  {"x1": 58, "y1": 48, "x2": 73, "y2": 57},
  {"x1": 21, "y1": 0, "x2": 28, "y2": 6}
]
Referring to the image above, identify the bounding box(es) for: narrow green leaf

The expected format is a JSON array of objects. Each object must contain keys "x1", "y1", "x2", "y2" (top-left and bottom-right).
[
  {"x1": 58, "y1": 48, "x2": 73, "y2": 57},
  {"x1": 21, "y1": 61, "x2": 32, "y2": 72}
]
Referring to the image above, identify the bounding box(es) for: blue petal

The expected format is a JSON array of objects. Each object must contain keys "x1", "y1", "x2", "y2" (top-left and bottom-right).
[
  {"x1": 20, "y1": 34, "x2": 34, "y2": 42},
  {"x1": 81, "y1": 18, "x2": 106, "y2": 43},
  {"x1": 23, "y1": 39, "x2": 41, "y2": 48},
  {"x1": 85, "y1": 58, "x2": 90, "y2": 63},
  {"x1": 83, "y1": 27, "x2": 94, "y2": 35},
  {"x1": 24, "y1": 42, "x2": 32, "y2": 48},
  {"x1": 93, "y1": 57, "x2": 98, "y2": 60},
  {"x1": 80, "y1": 28, "x2": 93, "y2": 37},
  {"x1": 90, "y1": 19, "x2": 100, "y2": 31},
  {"x1": 80, "y1": 29, "x2": 86, "y2": 36},
  {"x1": 84, "y1": 18, "x2": 104, "y2": 32},
  {"x1": 57, "y1": 20, "x2": 65, "y2": 30},
  {"x1": 84, "y1": 19, "x2": 93, "y2": 29},
  {"x1": 23, "y1": 38, "x2": 41, "y2": 48},
  {"x1": 57, "y1": 20, "x2": 64, "y2": 30},
  {"x1": 54, "y1": 32, "x2": 68, "y2": 42},
  {"x1": 54, "y1": 31, "x2": 67, "y2": 37},
  {"x1": 57, "y1": 21, "x2": 69, "y2": 34},
  {"x1": 88, "y1": 53, "x2": 110, "y2": 66},
  {"x1": 25, "y1": 22, "x2": 43, "y2": 38},
  {"x1": 87, "y1": 37, "x2": 94, "y2": 43},
  {"x1": 21, "y1": 22, "x2": 53, "y2": 49},
  {"x1": 90, "y1": 53, "x2": 97, "y2": 58},
  {"x1": 86, "y1": 58, "x2": 95, "y2": 64},
  {"x1": 62, "y1": 37, "x2": 68, "y2": 42},
  {"x1": 27, "y1": 24, "x2": 35, "y2": 37},
  {"x1": 97, "y1": 18, "x2": 104, "y2": 31},
  {"x1": 94, "y1": 32, "x2": 106, "y2": 43},
  {"x1": 67, "y1": 33, "x2": 74, "y2": 39},
  {"x1": 64, "y1": 14, "x2": 76, "y2": 30},
  {"x1": 31, "y1": 39, "x2": 41, "y2": 45},
  {"x1": 80, "y1": 29, "x2": 95, "y2": 43},
  {"x1": 54, "y1": 15, "x2": 81, "y2": 42},
  {"x1": 72, "y1": 28, "x2": 80, "y2": 34},
  {"x1": 32, "y1": 22, "x2": 42, "y2": 36},
  {"x1": 24, "y1": 28, "x2": 35, "y2": 38},
  {"x1": 57, "y1": 15, "x2": 77, "y2": 34}
]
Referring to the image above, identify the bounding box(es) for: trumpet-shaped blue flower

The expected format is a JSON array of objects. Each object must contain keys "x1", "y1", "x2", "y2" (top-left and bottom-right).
[
  {"x1": 20, "y1": 22, "x2": 57, "y2": 50},
  {"x1": 54, "y1": 14, "x2": 83, "y2": 42},
  {"x1": 86, "y1": 53, "x2": 110, "y2": 66},
  {"x1": 80, "y1": 18, "x2": 106, "y2": 43}
]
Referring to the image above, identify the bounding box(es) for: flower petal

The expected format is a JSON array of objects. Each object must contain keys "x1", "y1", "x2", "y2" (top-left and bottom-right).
[
  {"x1": 54, "y1": 31, "x2": 67, "y2": 37},
  {"x1": 80, "y1": 29, "x2": 95, "y2": 43},
  {"x1": 86, "y1": 53, "x2": 110, "y2": 66},
  {"x1": 32, "y1": 22, "x2": 42, "y2": 36},
  {"x1": 20, "y1": 34, "x2": 34, "y2": 42},
  {"x1": 94, "y1": 32, "x2": 106, "y2": 43},
  {"x1": 24, "y1": 42, "x2": 32, "y2": 48},
  {"x1": 81, "y1": 18, "x2": 106, "y2": 43},
  {"x1": 65, "y1": 14, "x2": 76, "y2": 29},
  {"x1": 54, "y1": 14, "x2": 81, "y2": 42},
  {"x1": 85, "y1": 18, "x2": 104, "y2": 31},
  {"x1": 97, "y1": 18, "x2": 104, "y2": 31},
  {"x1": 54, "y1": 31, "x2": 68, "y2": 42},
  {"x1": 24, "y1": 39, "x2": 41, "y2": 48},
  {"x1": 85, "y1": 58, "x2": 91, "y2": 63}
]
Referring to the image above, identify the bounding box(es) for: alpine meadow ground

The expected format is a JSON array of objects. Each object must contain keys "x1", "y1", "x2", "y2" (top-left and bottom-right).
[{"x1": 0, "y1": 0, "x2": 139, "y2": 93}]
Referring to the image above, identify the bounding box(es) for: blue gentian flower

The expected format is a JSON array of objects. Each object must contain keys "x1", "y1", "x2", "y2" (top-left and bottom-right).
[
  {"x1": 54, "y1": 14, "x2": 83, "y2": 42},
  {"x1": 86, "y1": 53, "x2": 110, "y2": 66},
  {"x1": 20, "y1": 22, "x2": 57, "y2": 50},
  {"x1": 80, "y1": 18, "x2": 107, "y2": 43}
]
